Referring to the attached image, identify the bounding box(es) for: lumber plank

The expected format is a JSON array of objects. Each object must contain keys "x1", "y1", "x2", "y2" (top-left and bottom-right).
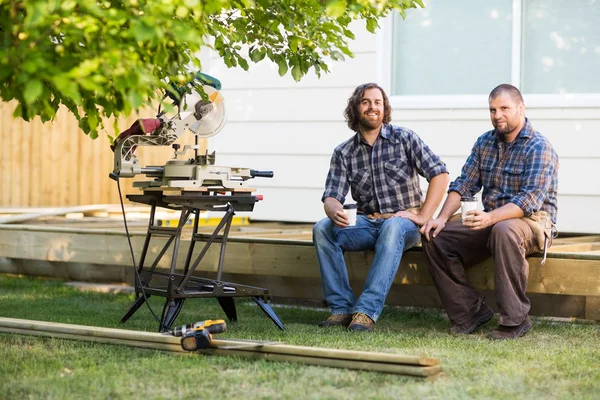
[
  {"x1": 203, "y1": 349, "x2": 441, "y2": 377},
  {"x1": 0, "y1": 205, "x2": 109, "y2": 224},
  {"x1": 0, "y1": 317, "x2": 441, "y2": 377},
  {"x1": 549, "y1": 242, "x2": 600, "y2": 253}
]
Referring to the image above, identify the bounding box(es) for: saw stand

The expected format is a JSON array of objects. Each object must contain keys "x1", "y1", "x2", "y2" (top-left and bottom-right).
[{"x1": 120, "y1": 188, "x2": 285, "y2": 332}]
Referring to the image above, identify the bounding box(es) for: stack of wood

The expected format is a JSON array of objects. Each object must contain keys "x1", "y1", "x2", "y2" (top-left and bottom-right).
[{"x1": 0, "y1": 317, "x2": 441, "y2": 378}]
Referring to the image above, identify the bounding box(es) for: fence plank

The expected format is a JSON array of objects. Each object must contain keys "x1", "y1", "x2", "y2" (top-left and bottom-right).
[{"x1": 0, "y1": 101, "x2": 208, "y2": 207}]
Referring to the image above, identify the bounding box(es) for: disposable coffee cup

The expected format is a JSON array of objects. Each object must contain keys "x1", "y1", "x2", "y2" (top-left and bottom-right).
[
  {"x1": 460, "y1": 196, "x2": 478, "y2": 222},
  {"x1": 343, "y1": 204, "x2": 357, "y2": 226}
]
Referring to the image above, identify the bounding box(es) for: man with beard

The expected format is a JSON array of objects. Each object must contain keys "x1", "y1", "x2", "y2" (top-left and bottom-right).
[
  {"x1": 313, "y1": 83, "x2": 449, "y2": 331},
  {"x1": 420, "y1": 84, "x2": 559, "y2": 340}
]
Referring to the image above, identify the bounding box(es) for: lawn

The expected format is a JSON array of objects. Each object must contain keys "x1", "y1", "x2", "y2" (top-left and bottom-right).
[{"x1": 0, "y1": 274, "x2": 598, "y2": 399}]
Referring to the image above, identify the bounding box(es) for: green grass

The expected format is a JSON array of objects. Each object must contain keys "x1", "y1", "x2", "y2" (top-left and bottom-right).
[{"x1": 0, "y1": 274, "x2": 599, "y2": 399}]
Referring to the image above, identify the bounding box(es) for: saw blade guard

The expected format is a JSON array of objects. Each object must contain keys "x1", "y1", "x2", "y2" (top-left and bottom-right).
[{"x1": 184, "y1": 86, "x2": 226, "y2": 138}]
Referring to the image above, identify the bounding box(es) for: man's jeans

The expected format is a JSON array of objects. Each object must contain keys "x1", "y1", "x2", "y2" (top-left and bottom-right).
[{"x1": 312, "y1": 215, "x2": 420, "y2": 322}]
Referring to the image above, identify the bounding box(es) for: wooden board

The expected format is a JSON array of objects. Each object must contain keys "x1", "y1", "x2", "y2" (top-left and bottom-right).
[
  {"x1": 0, "y1": 225, "x2": 599, "y2": 297},
  {"x1": 0, "y1": 205, "x2": 109, "y2": 224}
]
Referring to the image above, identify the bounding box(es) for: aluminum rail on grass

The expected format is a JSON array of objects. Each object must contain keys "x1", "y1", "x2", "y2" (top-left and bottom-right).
[{"x1": 0, "y1": 317, "x2": 440, "y2": 378}]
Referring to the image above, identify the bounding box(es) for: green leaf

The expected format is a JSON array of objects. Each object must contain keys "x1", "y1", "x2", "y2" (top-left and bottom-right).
[
  {"x1": 276, "y1": 58, "x2": 288, "y2": 77},
  {"x1": 238, "y1": 57, "x2": 249, "y2": 71},
  {"x1": 289, "y1": 36, "x2": 299, "y2": 53},
  {"x1": 24, "y1": 80, "x2": 43, "y2": 104},
  {"x1": 52, "y1": 77, "x2": 82, "y2": 105},
  {"x1": 127, "y1": 90, "x2": 144, "y2": 110},
  {"x1": 326, "y1": 0, "x2": 347, "y2": 18},
  {"x1": 366, "y1": 18, "x2": 379, "y2": 33},
  {"x1": 255, "y1": 49, "x2": 266, "y2": 62},
  {"x1": 291, "y1": 65, "x2": 303, "y2": 81},
  {"x1": 132, "y1": 21, "x2": 156, "y2": 41}
]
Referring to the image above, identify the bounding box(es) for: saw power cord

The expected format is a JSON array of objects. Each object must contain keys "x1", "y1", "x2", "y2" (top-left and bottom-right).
[{"x1": 112, "y1": 174, "x2": 172, "y2": 333}]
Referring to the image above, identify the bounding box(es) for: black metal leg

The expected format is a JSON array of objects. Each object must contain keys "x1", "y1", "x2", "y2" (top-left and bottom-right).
[
  {"x1": 159, "y1": 299, "x2": 185, "y2": 332},
  {"x1": 252, "y1": 297, "x2": 286, "y2": 331},
  {"x1": 217, "y1": 297, "x2": 238, "y2": 322},
  {"x1": 120, "y1": 294, "x2": 150, "y2": 323},
  {"x1": 183, "y1": 209, "x2": 200, "y2": 275},
  {"x1": 216, "y1": 207, "x2": 235, "y2": 281}
]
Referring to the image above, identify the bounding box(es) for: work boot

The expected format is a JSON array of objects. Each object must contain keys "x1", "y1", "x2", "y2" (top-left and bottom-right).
[
  {"x1": 318, "y1": 313, "x2": 352, "y2": 328},
  {"x1": 449, "y1": 298, "x2": 494, "y2": 335},
  {"x1": 348, "y1": 312, "x2": 374, "y2": 331},
  {"x1": 488, "y1": 316, "x2": 532, "y2": 340}
]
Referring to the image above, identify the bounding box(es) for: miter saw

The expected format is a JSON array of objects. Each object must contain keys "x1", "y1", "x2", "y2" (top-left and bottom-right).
[
  {"x1": 110, "y1": 72, "x2": 273, "y2": 188},
  {"x1": 108, "y1": 73, "x2": 285, "y2": 333}
]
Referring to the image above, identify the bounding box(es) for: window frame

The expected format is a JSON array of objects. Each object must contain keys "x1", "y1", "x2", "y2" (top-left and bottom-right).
[{"x1": 378, "y1": 0, "x2": 600, "y2": 109}]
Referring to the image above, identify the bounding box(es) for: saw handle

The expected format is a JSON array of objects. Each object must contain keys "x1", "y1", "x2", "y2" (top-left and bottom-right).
[{"x1": 250, "y1": 170, "x2": 274, "y2": 178}]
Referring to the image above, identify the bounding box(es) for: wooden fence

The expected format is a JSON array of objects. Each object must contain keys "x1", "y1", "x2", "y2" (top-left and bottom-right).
[{"x1": 0, "y1": 101, "x2": 201, "y2": 207}]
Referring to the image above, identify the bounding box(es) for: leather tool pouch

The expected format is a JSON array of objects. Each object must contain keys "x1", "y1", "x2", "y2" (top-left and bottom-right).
[{"x1": 522, "y1": 211, "x2": 555, "y2": 252}]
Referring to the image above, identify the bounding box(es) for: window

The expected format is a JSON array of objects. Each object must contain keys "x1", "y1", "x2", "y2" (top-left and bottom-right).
[
  {"x1": 386, "y1": 0, "x2": 600, "y2": 106},
  {"x1": 522, "y1": 0, "x2": 600, "y2": 94},
  {"x1": 391, "y1": 0, "x2": 513, "y2": 96}
]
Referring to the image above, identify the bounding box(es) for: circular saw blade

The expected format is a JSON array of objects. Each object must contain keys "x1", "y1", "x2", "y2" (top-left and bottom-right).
[{"x1": 188, "y1": 85, "x2": 226, "y2": 138}]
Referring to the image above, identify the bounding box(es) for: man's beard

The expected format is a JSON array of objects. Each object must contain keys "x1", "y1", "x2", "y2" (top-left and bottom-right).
[
  {"x1": 358, "y1": 112, "x2": 383, "y2": 130},
  {"x1": 493, "y1": 120, "x2": 517, "y2": 136}
]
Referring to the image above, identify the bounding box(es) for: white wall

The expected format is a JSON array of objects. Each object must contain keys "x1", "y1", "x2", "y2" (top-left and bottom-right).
[{"x1": 202, "y1": 23, "x2": 600, "y2": 234}]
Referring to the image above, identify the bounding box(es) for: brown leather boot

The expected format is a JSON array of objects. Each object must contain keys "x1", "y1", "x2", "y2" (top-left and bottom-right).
[
  {"x1": 318, "y1": 313, "x2": 352, "y2": 328},
  {"x1": 348, "y1": 312, "x2": 375, "y2": 331},
  {"x1": 488, "y1": 316, "x2": 532, "y2": 340},
  {"x1": 450, "y1": 298, "x2": 494, "y2": 335}
]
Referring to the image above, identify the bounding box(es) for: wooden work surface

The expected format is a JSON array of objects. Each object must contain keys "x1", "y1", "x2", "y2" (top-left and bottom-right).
[{"x1": 139, "y1": 186, "x2": 257, "y2": 194}]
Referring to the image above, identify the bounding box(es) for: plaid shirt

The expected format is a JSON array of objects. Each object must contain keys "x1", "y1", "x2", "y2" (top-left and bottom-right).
[
  {"x1": 449, "y1": 118, "x2": 559, "y2": 223},
  {"x1": 322, "y1": 124, "x2": 448, "y2": 214}
]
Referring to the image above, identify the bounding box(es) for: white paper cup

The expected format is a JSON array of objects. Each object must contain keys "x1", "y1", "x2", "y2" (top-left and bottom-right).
[
  {"x1": 343, "y1": 204, "x2": 357, "y2": 226},
  {"x1": 460, "y1": 197, "x2": 478, "y2": 223}
]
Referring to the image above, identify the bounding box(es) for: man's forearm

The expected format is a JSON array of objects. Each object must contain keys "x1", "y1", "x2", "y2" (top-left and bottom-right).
[
  {"x1": 437, "y1": 191, "x2": 462, "y2": 222},
  {"x1": 488, "y1": 202, "x2": 524, "y2": 224},
  {"x1": 323, "y1": 197, "x2": 343, "y2": 220},
  {"x1": 419, "y1": 173, "x2": 450, "y2": 220}
]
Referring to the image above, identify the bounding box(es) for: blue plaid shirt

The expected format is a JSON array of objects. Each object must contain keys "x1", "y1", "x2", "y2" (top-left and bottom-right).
[
  {"x1": 449, "y1": 119, "x2": 559, "y2": 223},
  {"x1": 322, "y1": 124, "x2": 448, "y2": 214}
]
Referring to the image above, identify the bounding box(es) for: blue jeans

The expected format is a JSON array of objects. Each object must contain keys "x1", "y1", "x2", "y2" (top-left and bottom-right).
[{"x1": 312, "y1": 215, "x2": 420, "y2": 321}]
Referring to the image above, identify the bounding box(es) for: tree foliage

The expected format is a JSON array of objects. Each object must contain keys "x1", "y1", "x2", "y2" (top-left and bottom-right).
[{"x1": 0, "y1": 0, "x2": 422, "y2": 138}]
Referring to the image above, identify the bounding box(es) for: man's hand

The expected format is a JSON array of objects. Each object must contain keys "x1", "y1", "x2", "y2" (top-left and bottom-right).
[
  {"x1": 462, "y1": 210, "x2": 495, "y2": 230},
  {"x1": 330, "y1": 208, "x2": 350, "y2": 228},
  {"x1": 394, "y1": 210, "x2": 427, "y2": 227},
  {"x1": 420, "y1": 218, "x2": 446, "y2": 241},
  {"x1": 324, "y1": 197, "x2": 350, "y2": 228}
]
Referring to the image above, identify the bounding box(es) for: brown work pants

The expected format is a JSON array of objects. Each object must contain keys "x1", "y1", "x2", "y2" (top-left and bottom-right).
[{"x1": 423, "y1": 219, "x2": 538, "y2": 327}]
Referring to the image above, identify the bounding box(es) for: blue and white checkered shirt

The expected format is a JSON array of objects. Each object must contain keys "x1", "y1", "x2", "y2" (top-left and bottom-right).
[
  {"x1": 322, "y1": 124, "x2": 448, "y2": 214},
  {"x1": 449, "y1": 119, "x2": 559, "y2": 223}
]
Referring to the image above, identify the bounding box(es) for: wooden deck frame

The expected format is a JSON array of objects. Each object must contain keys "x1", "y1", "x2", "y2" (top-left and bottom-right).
[{"x1": 0, "y1": 224, "x2": 599, "y2": 320}]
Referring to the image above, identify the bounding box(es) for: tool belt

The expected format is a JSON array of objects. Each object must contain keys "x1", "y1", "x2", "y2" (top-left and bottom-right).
[
  {"x1": 366, "y1": 208, "x2": 420, "y2": 220},
  {"x1": 522, "y1": 210, "x2": 557, "y2": 265}
]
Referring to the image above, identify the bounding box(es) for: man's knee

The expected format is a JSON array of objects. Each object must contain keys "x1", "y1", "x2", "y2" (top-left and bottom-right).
[
  {"x1": 489, "y1": 219, "x2": 525, "y2": 246},
  {"x1": 379, "y1": 217, "x2": 419, "y2": 245},
  {"x1": 313, "y1": 218, "x2": 332, "y2": 238},
  {"x1": 380, "y1": 217, "x2": 416, "y2": 236}
]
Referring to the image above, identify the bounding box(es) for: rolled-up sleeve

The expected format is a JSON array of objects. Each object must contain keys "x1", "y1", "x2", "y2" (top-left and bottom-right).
[
  {"x1": 403, "y1": 129, "x2": 448, "y2": 181},
  {"x1": 448, "y1": 142, "x2": 483, "y2": 197},
  {"x1": 509, "y1": 143, "x2": 558, "y2": 215},
  {"x1": 321, "y1": 150, "x2": 349, "y2": 204}
]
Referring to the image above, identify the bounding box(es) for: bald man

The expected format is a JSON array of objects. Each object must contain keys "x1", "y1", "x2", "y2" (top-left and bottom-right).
[{"x1": 421, "y1": 84, "x2": 559, "y2": 340}]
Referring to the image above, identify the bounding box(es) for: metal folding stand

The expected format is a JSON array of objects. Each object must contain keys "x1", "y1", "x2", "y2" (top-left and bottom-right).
[{"x1": 120, "y1": 190, "x2": 285, "y2": 332}]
